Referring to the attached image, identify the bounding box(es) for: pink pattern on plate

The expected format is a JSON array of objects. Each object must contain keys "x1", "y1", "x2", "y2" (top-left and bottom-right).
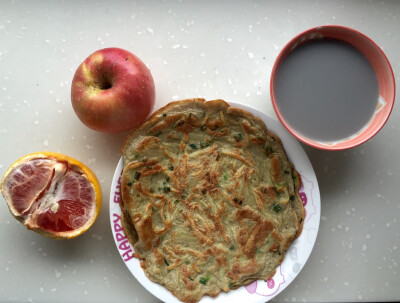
[
  {"x1": 245, "y1": 265, "x2": 285, "y2": 297},
  {"x1": 245, "y1": 281, "x2": 258, "y2": 294},
  {"x1": 300, "y1": 174, "x2": 316, "y2": 223},
  {"x1": 267, "y1": 278, "x2": 275, "y2": 289}
]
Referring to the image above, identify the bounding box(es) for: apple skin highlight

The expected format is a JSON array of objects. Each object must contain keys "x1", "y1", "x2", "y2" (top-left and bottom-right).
[{"x1": 71, "y1": 47, "x2": 155, "y2": 133}]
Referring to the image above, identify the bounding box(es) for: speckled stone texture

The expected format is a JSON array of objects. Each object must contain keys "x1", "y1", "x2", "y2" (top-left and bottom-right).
[{"x1": 0, "y1": 1, "x2": 399, "y2": 302}]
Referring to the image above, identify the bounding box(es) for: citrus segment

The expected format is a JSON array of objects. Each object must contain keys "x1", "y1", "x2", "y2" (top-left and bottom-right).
[
  {"x1": 6, "y1": 159, "x2": 53, "y2": 215},
  {"x1": 1, "y1": 152, "x2": 102, "y2": 239}
]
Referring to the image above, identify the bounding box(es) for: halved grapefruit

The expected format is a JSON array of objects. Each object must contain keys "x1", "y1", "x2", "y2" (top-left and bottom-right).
[{"x1": 1, "y1": 152, "x2": 102, "y2": 239}]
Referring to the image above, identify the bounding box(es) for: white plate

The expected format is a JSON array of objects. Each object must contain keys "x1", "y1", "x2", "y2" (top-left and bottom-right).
[{"x1": 109, "y1": 102, "x2": 321, "y2": 303}]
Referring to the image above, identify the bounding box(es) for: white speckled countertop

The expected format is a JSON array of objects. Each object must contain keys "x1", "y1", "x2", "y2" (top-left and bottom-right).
[{"x1": 1, "y1": 1, "x2": 399, "y2": 302}]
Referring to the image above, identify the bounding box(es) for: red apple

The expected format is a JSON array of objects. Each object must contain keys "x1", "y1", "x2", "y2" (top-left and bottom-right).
[{"x1": 71, "y1": 47, "x2": 155, "y2": 133}]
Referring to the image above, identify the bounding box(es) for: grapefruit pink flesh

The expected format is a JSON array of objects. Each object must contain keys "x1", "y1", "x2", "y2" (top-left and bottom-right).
[
  {"x1": 35, "y1": 171, "x2": 94, "y2": 232},
  {"x1": 7, "y1": 159, "x2": 53, "y2": 215},
  {"x1": 3, "y1": 157, "x2": 95, "y2": 235}
]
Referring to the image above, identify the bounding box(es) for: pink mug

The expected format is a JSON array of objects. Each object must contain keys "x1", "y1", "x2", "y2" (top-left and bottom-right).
[{"x1": 270, "y1": 25, "x2": 395, "y2": 150}]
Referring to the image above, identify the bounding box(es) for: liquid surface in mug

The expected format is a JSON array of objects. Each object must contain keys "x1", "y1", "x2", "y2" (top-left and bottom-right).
[{"x1": 273, "y1": 38, "x2": 379, "y2": 142}]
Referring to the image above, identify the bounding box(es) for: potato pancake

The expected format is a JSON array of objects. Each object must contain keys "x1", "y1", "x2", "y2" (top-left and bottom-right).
[{"x1": 120, "y1": 99, "x2": 304, "y2": 302}]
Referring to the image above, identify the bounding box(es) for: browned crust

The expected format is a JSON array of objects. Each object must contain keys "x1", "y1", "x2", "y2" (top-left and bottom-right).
[
  {"x1": 293, "y1": 169, "x2": 305, "y2": 239},
  {"x1": 121, "y1": 98, "x2": 209, "y2": 154}
]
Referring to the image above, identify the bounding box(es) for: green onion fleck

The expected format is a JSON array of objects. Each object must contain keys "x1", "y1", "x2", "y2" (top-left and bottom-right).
[
  {"x1": 199, "y1": 275, "x2": 210, "y2": 285},
  {"x1": 290, "y1": 195, "x2": 295, "y2": 201},
  {"x1": 185, "y1": 260, "x2": 190, "y2": 265},
  {"x1": 163, "y1": 187, "x2": 171, "y2": 193},
  {"x1": 200, "y1": 125, "x2": 207, "y2": 131},
  {"x1": 276, "y1": 184, "x2": 285, "y2": 191},
  {"x1": 205, "y1": 139, "x2": 213, "y2": 147},
  {"x1": 134, "y1": 171, "x2": 141, "y2": 180},
  {"x1": 174, "y1": 199, "x2": 179, "y2": 204},
  {"x1": 135, "y1": 154, "x2": 139, "y2": 159},
  {"x1": 154, "y1": 131, "x2": 162, "y2": 137},
  {"x1": 223, "y1": 174, "x2": 228, "y2": 180},
  {"x1": 234, "y1": 133, "x2": 243, "y2": 142},
  {"x1": 229, "y1": 244, "x2": 234, "y2": 251},
  {"x1": 284, "y1": 170, "x2": 289, "y2": 174},
  {"x1": 273, "y1": 204, "x2": 282, "y2": 213},
  {"x1": 229, "y1": 282, "x2": 235, "y2": 289},
  {"x1": 162, "y1": 113, "x2": 167, "y2": 117},
  {"x1": 189, "y1": 143, "x2": 198, "y2": 150},
  {"x1": 164, "y1": 257, "x2": 169, "y2": 266}
]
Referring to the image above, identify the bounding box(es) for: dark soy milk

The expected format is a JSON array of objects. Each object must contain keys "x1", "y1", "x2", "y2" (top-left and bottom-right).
[{"x1": 274, "y1": 38, "x2": 379, "y2": 142}]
